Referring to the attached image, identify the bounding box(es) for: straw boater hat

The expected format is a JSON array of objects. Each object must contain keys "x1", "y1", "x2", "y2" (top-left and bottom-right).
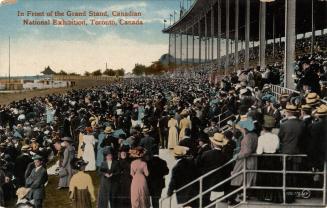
[
  {"x1": 104, "y1": 126, "x2": 114, "y2": 134},
  {"x1": 61, "y1": 137, "x2": 73, "y2": 142},
  {"x1": 301, "y1": 104, "x2": 312, "y2": 111},
  {"x1": 180, "y1": 109, "x2": 189, "y2": 116},
  {"x1": 262, "y1": 115, "x2": 276, "y2": 128},
  {"x1": 314, "y1": 104, "x2": 327, "y2": 117},
  {"x1": 16, "y1": 187, "x2": 31, "y2": 200},
  {"x1": 173, "y1": 145, "x2": 189, "y2": 157},
  {"x1": 21, "y1": 144, "x2": 30, "y2": 151},
  {"x1": 305, "y1": 93, "x2": 320, "y2": 106},
  {"x1": 285, "y1": 104, "x2": 299, "y2": 113},
  {"x1": 209, "y1": 133, "x2": 228, "y2": 147}
]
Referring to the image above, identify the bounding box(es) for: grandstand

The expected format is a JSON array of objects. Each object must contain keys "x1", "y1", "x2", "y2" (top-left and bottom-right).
[
  {"x1": 162, "y1": 0, "x2": 327, "y2": 88},
  {"x1": 161, "y1": 0, "x2": 327, "y2": 208}
]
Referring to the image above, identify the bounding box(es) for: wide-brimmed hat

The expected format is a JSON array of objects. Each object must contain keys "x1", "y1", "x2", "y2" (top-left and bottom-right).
[
  {"x1": 61, "y1": 137, "x2": 73, "y2": 142},
  {"x1": 314, "y1": 104, "x2": 327, "y2": 116},
  {"x1": 129, "y1": 147, "x2": 145, "y2": 158},
  {"x1": 305, "y1": 93, "x2": 320, "y2": 105},
  {"x1": 198, "y1": 133, "x2": 210, "y2": 143},
  {"x1": 180, "y1": 109, "x2": 189, "y2": 116},
  {"x1": 237, "y1": 118, "x2": 255, "y2": 131},
  {"x1": 16, "y1": 187, "x2": 31, "y2": 200},
  {"x1": 21, "y1": 144, "x2": 30, "y2": 151},
  {"x1": 301, "y1": 104, "x2": 312, "y2": 110},
  {"x1": 285, "y1": 104, "x2": 299, "y2": 113},
  {"x1": 32, "y1": 154, "x2": 43, "y2": 161},
  {"x1": 104, "y1": 126, "x2": 113, "y2": 134},
  {"x1": 263, "y1": 115, "x2": 276, "y2": 128},
  {"x1": 209, "y1": 133, "x2": 228, "y2": 147},
  {"x1": 173, "y1": 145, "x2": 189, "y2": 157}
]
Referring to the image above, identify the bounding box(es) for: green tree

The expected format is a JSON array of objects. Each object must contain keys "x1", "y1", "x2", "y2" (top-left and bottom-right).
[
  {"x1": 103, "y1": 68, "x2": 115, "y2": 76},
  {"x1": 132, "y1": 64, "x2": 146, "y2": 76},
  {"x1": 84, "y1": 71, "x2": 91, "y2": 76},
  {"x1": 92, "y1": 69, "x2": 102, "y2": 76},
  {"x1": 57, "y1": 70, "x2": 68, "y2": 75},
  {"x1": 115, "y1": 68, "x2": 125, "y2": 76}
]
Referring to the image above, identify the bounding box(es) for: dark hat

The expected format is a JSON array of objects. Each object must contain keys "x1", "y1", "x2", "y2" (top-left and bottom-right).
[
  {"x1": 32, "y1": 154, "x2": 43, "y2": 161},
  {"x1": 198, "y1": 133, "x2": 210, "y2": 143},
  {"x1": 263, "y1": 115, "x2": 276, "y2": 128},
  {"x1": 103, "y1": 146, "x2": 114, "y2": 156},
  {"x1": 70, "y1": 158, "x2": 88, "y2": 170}
]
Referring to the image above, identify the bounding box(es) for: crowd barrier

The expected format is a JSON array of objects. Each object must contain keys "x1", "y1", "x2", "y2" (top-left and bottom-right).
[{"x1": 52, "y1": 75, "x2": 122, "y2": 81}]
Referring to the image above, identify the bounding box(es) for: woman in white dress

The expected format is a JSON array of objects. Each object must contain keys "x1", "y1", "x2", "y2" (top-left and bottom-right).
[
  {"x1": 82, "y1": 127, "x2": 97, "y2": 171},
  {"x1": 167, "y1": 114, "x2": 178, "y2": 149}
]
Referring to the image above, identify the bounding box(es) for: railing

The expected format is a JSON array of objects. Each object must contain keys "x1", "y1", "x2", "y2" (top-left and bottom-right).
[
  {"x1": 215, "y1": 110, "x2": 235, "y2": 129},
  {"x1": 269, "y1": 84, "x2": 327, "y2": 104},
  {"x1": 160, "y1": 154, "x2": 327, "y2": 208}
]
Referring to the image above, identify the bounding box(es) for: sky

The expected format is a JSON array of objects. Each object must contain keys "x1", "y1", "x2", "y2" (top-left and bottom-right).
[{"x1": 0, "y1": 0, "x2": 182, "y2": 76}]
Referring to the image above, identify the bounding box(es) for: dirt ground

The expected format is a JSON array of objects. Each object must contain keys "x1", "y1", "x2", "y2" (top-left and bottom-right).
[{"x1": 0, "y1": 80, "x2": 115, "y2": 106}]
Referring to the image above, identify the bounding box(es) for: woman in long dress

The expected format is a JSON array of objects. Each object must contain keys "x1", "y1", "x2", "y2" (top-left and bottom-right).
[
  {"x1": 129, "y1": 147, "x2": 150, "y2": 208},
  {"x1": 167, "y1": 115, "x2": 178, "y2": 149},
  {"x1": 69, "y1": 158, "x2": 95, "y2": 208},
  {"x1": 179, "y1": 113, "x2": 191, "y2": 141},
  {"x1": 58, "y1": 137, "x2": 75, "y2": 189},
  {"x1": 82, "y1": 127, "x2": 97, "y2": 171}
]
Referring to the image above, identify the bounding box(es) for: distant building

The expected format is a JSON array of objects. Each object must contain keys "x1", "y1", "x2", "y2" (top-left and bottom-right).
[{"x1": 41, "y1": 66, "x2": 56, "y2": 75}]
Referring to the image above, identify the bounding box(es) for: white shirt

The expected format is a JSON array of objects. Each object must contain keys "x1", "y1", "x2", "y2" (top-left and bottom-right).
[
  {"x1": 256, "y1": 132, "x2": 280, "y2": 154},
  {"x1": 107, "y1": 160, "x2": 112, "y2": 170}
]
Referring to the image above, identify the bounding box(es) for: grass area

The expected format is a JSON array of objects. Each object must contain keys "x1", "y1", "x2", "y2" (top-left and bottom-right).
[{"x1": 44, "y1": 171, "x2": 100, "y2": 208}]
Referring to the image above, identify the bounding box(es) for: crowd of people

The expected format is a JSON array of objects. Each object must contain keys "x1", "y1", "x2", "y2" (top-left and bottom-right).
[{"x1": 0, "y1": 36, "x2": 326, "y2": 208}]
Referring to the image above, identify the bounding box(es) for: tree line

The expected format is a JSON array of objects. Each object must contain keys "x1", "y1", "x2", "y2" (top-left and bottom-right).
[{"x1": 56, "y1": 68, "x2": 125, "y2": 77}]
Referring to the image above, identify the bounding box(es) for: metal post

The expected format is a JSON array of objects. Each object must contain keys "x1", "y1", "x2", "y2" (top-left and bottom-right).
[
  {"x1": 282, "y1": 155, "x2": 286, "y2": 204},
  {"x1": 211, "y1": 6, "x2": 214, "y2": 61},
  {"x1": 8, "y1": 36, "x2": 11, "y2": 84},
  {"x1": 243, "y1": 157, "x2": 247, "y2": 203},
  {"x1": 273, "y1": 14, "x2": 276, "y2": 58},
  {"x1": 259, "y1": 1, "x2": 266, "y2": 70},
  {"x1": 225, "y1": 0, "x2": 230, "y2": 75},
  {"x1": 205, "y1": 14, "x2": 208, "y2": 63},
  {"x1": 199, "y1": 178, "x2": 203, "y2": 208},
  {"x1": 192, "y1": 25, "x2": 195, "y2": 65},
  {"x1": 186, "y1": 28, "x2": 189, "y2": 68},
  {"x1": 235, "y1": 0, "x2": 239, "y2": 71},
  {"x1": 284, "y1": 0, "x2": 296, "y2": 89},
  {"x1": 217, "y1": 0, "x2": 221, "y2": 69},
  {"x1": 168, "y1": 33, "x2": 171, "y2": 65},
  {"x1": 311, "y1": 0, "x2": 315, "y2": 55},
  {"x1": 199, "y1": 18, "x2": 202, "y2": 64},
  {"x1": 174, "y1": 33, "x2": 177, "y2": 65},
  {"x1": 245, "y1": 0, "x2": 250, "y2": 70},
  {"x1": 180, "y1": 30, "x2": 183, "y2": 65},
  {"x1": 323, "y1": 161, "x2": 327, "y2": 205}
]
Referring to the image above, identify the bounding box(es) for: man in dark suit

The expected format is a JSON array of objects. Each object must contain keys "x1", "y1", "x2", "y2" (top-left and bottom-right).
[
  {"x1": 196, "y1": 133, "x2": 211, "y2": 158},
  {"x1": 179, "y1": 128, "x2": 198, "y2": 156},
  {"x1": 97, "y1": 147, "x2": 120, "y2": 208},
  {"x1": 168, "y1": 145, "x2": 199, "y2": 207},
  {"x1": 147, "y1": 154, "x2": 169, "y2": 208},
  {"x1": 140, "y1": 127, "x2": 157, "y2": 156},
  {"x1": 25, "y1": 155, "x2": 48, "y2": 208},
  {"x1": 14, "y1": 145, "x2": 33, "y2": 188},
  {"x1": 197, "y1": 133, "x2": 228, "y2": 207}
]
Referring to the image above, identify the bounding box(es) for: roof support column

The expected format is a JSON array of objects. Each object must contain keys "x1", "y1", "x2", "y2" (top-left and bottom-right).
[
  {"x1": 180, "y1": 30, "x2": 183, "y2": 65},
  {"x1": 245, "y1": 0, "x2": 250, "y2": 70},
  {"x1": 205, "y1": 13, "x2": 208, "y2": 63},
  {"x1": 192, "y1": 25, "x2": 195, "y2": 65},
  {"x1": 174, "y1": 33, "x2": 177, "y2": 65},
  {"x1": 198, "y1": 18, "x2": 202, "y2": 64},
  {"x1": 311, "y1": 0, "x2": 315, "y2": 55},
  {"x1": 217, "y1": 0, "x2": 221, "y2": 70},
  {"x1": 225, "y1": 0, "x2": 230, "y2": 75},
  {"x1": 186, "y1": 28, "x2": 189, "y2": 69},
  {"x1": 211, "y1": 5, "x2": 214, "y2": 62},
  {"x1": 273, "y1": 14, "x2": 275, "y2": 58},
  {"x1": 284, "y1": 0, "x2": 296, "y2": 89},
  {"x1": 168, "y1": 33, "x2": 171, "y2": 65},
  {"x1": 234, "y1": 0, "x2": 239, "y2": 71},
  {"x1": 259, "y1": 1, "x2": 266, "y2": 70}
]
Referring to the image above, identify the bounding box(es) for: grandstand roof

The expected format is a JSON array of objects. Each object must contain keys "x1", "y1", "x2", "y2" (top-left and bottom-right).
[{"x1": 163, "y1": 0, "x2": 327, "y2": 41}]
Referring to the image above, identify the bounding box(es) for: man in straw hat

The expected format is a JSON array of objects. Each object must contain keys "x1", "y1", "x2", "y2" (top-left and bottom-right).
[
  {"x1": 25, "y1": 154, "x2": 48, "y2": 208},
  {"x1": 196, "y1": 133, "x2": 228, "y2": 206},
  {"x1": 168, "y1": 145, "x2": 198, "y2": 207},
  {"x1": 308, "y1": 104, "x2": 327, "y2": 170}
]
